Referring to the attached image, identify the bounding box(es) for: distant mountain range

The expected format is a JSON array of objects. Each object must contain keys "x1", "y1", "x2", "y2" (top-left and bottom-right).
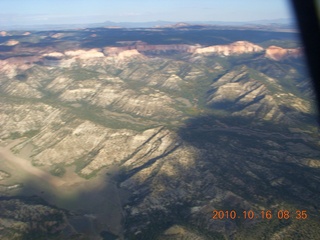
[{"x1": 0, "y1": 18, "x2": 295, "y2": 31}]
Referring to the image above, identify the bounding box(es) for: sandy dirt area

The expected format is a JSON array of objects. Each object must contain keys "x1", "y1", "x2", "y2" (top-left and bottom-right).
[{"x1": 0, "y1": 139, "x2": 129, "y2": 239}]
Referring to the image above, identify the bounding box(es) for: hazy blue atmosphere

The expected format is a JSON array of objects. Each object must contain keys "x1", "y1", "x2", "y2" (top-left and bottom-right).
[{"x1": 0, "y1": 0, "x2": 293, "y2": 26}]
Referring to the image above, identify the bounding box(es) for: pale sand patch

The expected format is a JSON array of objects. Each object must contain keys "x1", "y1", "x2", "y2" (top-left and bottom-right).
[
  {"x1": 0, "y1": 140, "x2": 64, "y2": 187},
  {"x1": 0, "y1": 138, "x2": 129, "y2": 238}
]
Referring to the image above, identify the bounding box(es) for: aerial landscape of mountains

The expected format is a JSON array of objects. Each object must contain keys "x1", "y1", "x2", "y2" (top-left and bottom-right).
[{"x1": 0, "y1": 23, "x2": 319, "y2": 239}]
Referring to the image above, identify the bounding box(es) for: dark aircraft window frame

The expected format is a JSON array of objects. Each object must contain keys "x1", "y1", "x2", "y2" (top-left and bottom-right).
[{"x1": 291, "y1": 0, "x2": 320, "y2": 120}]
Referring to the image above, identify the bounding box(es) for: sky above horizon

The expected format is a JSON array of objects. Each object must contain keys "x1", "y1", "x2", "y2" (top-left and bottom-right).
[{"x1": 0, "y1": 0, "x2": 293, "y2": 26}]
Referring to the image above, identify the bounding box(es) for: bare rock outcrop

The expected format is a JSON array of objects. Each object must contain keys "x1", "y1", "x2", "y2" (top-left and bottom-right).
[
  {"x1": 265, "y1": 46, "x2": 302, "y2": 61},
  {"x1": 194, "y1": 41, "x2": 264, "y2": 56},
  {"x1": 64, "y1": 49, "x2": 105, "y2": 59}
]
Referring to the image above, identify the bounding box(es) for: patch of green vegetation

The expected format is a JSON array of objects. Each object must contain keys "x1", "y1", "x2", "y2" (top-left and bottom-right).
[
  {"x1": 228, "y1": 52, "x2": 265, "y2": 66},
  {"x1": 123, "y1": 78, "x2": 149, "y2": 91},
  {"x1": 64, "y1": 68, "x2": 100, "y2": 81},
  {"x1": 183, "y1": 106, "x2": 203, "y2": 116},
  {"x1": 208, "y1": 55, "x2": 231, "y2": 69},
  {"x1": 22, "y1": 129, "x2": 40, "y2": 138},
  {"x1": 234, "y1": 218, "x2": 291, "y2": 240},
  {"x1": 72, "y1": 149, "x2": 103, "y2": 179},
  {"x1": 73, "y1": 158, "x2": 91, "y2": 175},
  {"x1": 49, "y1": 164, "x2": 66, "y2": 177},
  {"x1": 9, "y1": 132, "x2": 22, "y2": 140},
  {"x1": 246, "y1": 67, "x2": 280, "y2": 94},
  {"x1": 7, "y1": 129, "x2": 40, "y2": 140},
  {"x1": 125, "y1": 203, "x2": 225, "y2": 240},
  {"x1": 177, "y1": 71, "x2": 223, "y2": 110},
  {"x1": 76, "y1": 164, "x2": 101, "y2": 179},
  {"x1": 233, "y1": 205, "x2": 320, "y2": 240},
  {"x1": 68, "y1": 102, "x2": 153, "y2": 131}
]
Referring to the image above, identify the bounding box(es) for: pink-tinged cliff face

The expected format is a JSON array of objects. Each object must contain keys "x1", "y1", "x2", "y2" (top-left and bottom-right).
[
  {"x1": 0, "y1": 56, "x2": 40, "y2": 78},
  {"x1": 265, "y1": 46, "x2": 302, "y2": 61},
  {"x1": 194, "y1": 41, "x2": 264, "y2": 56},
  {"x1": 104, "y1": 41, "x2": 264, "y2": 56}
]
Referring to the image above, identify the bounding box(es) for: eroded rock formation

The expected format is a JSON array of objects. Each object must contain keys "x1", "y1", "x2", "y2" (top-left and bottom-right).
[{"x1": 265, "y1": 45, "x2": 302, "y2": 60}]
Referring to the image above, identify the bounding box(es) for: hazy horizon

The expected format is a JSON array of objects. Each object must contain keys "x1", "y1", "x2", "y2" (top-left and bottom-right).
[{"x1": 0, "y1": 0, "x2": 293, "y2": 27}]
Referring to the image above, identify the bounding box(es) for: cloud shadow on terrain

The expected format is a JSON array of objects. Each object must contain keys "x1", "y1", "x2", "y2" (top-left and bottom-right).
[
  {"x1": 91, "y1": 113, "x2": 320, "y2": 239},
  {"x1": 137, "y1": 112, "x2": 320, "y2": 237},
  {"x1": 106, "y1": 115, "x2": 320, "y2": 239},
  {"x1": 173, "y1": 113, "x2": 320, "y2": 238}
]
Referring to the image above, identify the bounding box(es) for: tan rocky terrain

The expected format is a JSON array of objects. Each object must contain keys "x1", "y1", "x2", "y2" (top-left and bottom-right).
[
  {"x1": 0, "y1": 27, "x2": 319, "y2": 239},
  {"x1": 265, "y1": 46, "x2": 302, "y2": 61}
]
